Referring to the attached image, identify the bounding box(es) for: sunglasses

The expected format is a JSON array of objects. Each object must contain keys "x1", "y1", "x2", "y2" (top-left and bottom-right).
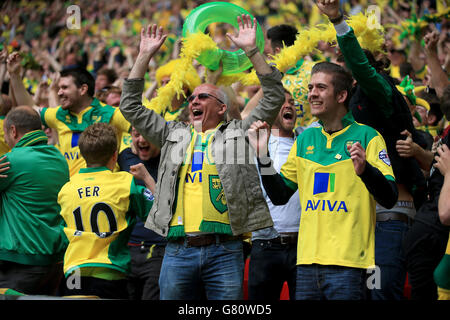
[{"x1": 187, "y1": 93, "x2": 225, "y2": 105}]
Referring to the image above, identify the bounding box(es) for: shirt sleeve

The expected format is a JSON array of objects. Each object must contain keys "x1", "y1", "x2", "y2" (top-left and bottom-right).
[
  {"x1": 279, "y1": 140, "x2": 300, "y2": 190},
  {"x1": 365, "y1": 133, "x2": 395, "y2": 181},
  {"x1": 257, "y1": 140, "x2": 299, "y2": 206},
  {"x1": 110, "y1": 108, "x2": 131, "y2": 134},
  {"x1": 336, "y1": 26, "x2": 393, "y2": 118},
  {"x1": 41, "y1": 107, "x2": 57, "y2": 128},
  {"x1": 359, "y1": 133, "x2": 398, "y2": 209},
  {"x1": 241, "y1": 67, "x2": 285, "y2": 131},
  {"x1": 129, "y1": 177, "x2": 154, "y2": 221}
]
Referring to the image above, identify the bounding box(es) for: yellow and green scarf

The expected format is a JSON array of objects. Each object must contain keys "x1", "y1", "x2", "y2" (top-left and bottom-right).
[{"x1": 168, "y1": 124, "x2": 232, "y2": 239}]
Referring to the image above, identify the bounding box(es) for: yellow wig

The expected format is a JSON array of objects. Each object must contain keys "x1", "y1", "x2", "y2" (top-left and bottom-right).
[{"x1": 155, "y1": 58, "x2": 201, "y2": 93}]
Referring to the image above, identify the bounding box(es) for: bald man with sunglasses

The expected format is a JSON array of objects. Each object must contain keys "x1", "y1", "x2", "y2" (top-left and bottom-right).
[{"x1": 119, "y1": 16, "x2": 285, "y2": 300}]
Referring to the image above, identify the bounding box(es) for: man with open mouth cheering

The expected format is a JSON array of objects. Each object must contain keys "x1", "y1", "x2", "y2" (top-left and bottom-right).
[{"x1": 119, "y1": 15, "x2": 285, "y2": 300}]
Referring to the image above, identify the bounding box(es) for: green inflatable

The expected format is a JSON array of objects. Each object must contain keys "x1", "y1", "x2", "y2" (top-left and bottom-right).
[{"x1": 182, "y1": 1, "x2": 265, "y2": 75}]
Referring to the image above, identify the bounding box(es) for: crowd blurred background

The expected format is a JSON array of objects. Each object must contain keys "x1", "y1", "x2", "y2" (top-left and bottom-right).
[
  {"x1": 0, "y1": 0, "x2": 449, "y2": 147},
  {"x1": 0, "y1": 0, "x2": 450, "y2": 301}
]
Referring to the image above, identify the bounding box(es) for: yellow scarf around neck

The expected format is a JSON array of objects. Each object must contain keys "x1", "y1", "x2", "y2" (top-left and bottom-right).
[{"x1": 168, "y1": 124, "x2": 232, "y2": 239}]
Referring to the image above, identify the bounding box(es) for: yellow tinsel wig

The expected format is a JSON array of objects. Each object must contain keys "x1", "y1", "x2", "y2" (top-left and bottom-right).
[
  {"x1": 216, "y1": 11, "x2": 385, "y2": 86},
  {"x1": 147, "y1": 10, "x2": 385, "y2": 111},
  {"x1": 155, "y1": 58, "x2": 201, "y2": 93}
]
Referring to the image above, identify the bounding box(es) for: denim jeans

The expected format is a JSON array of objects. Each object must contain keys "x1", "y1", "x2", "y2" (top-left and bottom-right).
[
  {"x1": 295, "y1": 264, "x2": 366, "y2": 300},
  {"x1": 370, "y1": 220, "x2": 409, "y2": 300},
  {"x1": 159, "y1": 239, "x2": 244, "y2": 300}
]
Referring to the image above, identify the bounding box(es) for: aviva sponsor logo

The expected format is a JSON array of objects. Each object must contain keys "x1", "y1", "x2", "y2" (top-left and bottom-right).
[
  {"x1": 308, "y1": 172, "x2": 348, "y2": 213},
  {"x1": 305, "y1": 199, "x2": 348, "y2": 213},
  {"x1": 64, "y1": 151, "x2": 79, "y2": 160},
  {"x1": 313, "y1": 172, "x2": 335, "y2": 195}
]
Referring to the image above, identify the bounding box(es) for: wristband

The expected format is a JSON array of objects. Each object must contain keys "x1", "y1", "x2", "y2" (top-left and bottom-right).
[
  {"x1": 245, "y1": 47, "x2": 259, "y2": 58},
  {"x1": 257, "y1": 156, "x2": 272, "y2": 167},
  {"x1": 329, "y1": 12, "x2": 344, "y2": 24}
]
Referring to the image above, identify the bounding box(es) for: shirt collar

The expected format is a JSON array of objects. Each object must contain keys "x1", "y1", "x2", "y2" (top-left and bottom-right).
[
  {"x1": 13, "y1": 130, "x2": 48, "y2": 149},
  {"x1": 79, "y1": 166, "x2": 111, "y2": 174},
  {"x1": 318, "y1": 111, "x2": 355, "y2": 129}
]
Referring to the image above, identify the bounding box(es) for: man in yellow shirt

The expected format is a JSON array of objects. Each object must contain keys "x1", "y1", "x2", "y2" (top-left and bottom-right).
[
  {"x1": 6, "y1": 52, "x2": 130, "y2": 176},
  {"x1": 40, "y1": 68, "x2": 130, "y2": 176},
  {"x1": 249, "y1": 61, "x2": 398, "y2": 300}
]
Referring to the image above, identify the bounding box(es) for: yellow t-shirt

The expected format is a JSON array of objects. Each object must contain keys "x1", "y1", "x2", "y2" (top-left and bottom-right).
[
  {"x1": 183, "y1": 129, "x2": 227, "y2": 232},
  {"x1": 280, "y1": 113, "x2": 395, "y2": 269}
]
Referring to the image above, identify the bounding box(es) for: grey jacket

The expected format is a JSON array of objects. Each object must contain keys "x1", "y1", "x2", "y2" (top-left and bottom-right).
[{"x1": 120, "y1": 67, "x2": 285, "y2": 237}]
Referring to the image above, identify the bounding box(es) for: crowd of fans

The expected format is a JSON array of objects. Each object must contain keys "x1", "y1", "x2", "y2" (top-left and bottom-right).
[{"x1": 0, "y1": 0, "x2": 449, "y2": 301}]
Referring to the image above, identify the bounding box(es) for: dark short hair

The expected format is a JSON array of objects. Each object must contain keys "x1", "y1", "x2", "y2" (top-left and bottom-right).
[
  {"x1": 96, "y1": 68, "x2": 118, "y2": 85},
  {"x1": 429, "y1": 102, "x2": 443, "y2": 125},
  {"x1": 79, "y1": 123, "x2": 117, "y2": 167},
  {"x1": 0, "y1": 94, "x2": 12, "y2": 116},
  {"x1": 5, "y1": 106, "x2": 42, "y2": 135},
  {"x1": 267, "y1": 24, "x2": 298, "y2": 51},
  {"x1": 60, "y1": 67, "x2": 95, "y2": 97},
  {"x1": 311, "y1": 61, "x2": 354, "y2": 108},
  {"x1": 400, "y1": 62, "x2": 414, "y2": 79}
]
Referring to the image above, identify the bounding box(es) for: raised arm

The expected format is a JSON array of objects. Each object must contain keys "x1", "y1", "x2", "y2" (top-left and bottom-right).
[
  {"x1": 248, "y1": 120, "x2": 296, "y2": 205},
  {"x1": 0, "y1": 49, "x2": 7, "y2": 95},
  {"x1": 349, "y1": 142, "x2": 398, "y2": 209},
  {"x1": 226, "y1": 15, "x2": 284, "y2": 129},
  {"x1": 316, "y1": 0, "x2": 393, "y2": 118},
  {"x1": 424, "y1": 31, "x2": 449, "y2": 99},
  {"x1": 120, "y1": 24, "x2": 170, "y2": 148},
  {"x1": 409, "y1": 39, "x2": 426, "y2": 76},
  {"x1": 128, "y1": 24, "x2": 167, "y2": 80},
  {"x1": 226, "y1": 14, "x2": 272, "y2": 76},
  {"x1": 47, "y1": 72, "x2": 60, "y2": 108},
  {"x1": 129, "y1": 163, "x2": 156, "y2": 194},
  {"x1": 396, "y1": 129, "x2": 434, "y2": 171},
  {"x1": 434, "y1": 144, "x2": 450, "y2": 225},
  {"x1": 6, "y1": 52, "x2": 38, "y2": 110}
]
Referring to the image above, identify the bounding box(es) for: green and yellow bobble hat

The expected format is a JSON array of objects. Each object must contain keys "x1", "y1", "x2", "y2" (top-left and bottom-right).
[{"x1": 396, "y1": 76, "x2": 430, "y2": 123}]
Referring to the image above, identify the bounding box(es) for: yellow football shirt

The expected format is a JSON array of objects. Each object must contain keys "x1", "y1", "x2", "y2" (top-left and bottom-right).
[
  {"x1": 280, "y1": 113, "x2": 395, "y2": 269},
  {"x1": 41, "y1": 99, "x2": 130, "y2": 176},
  {"x1": 59, "y1": 167, "x2": 153, "y2": 276}
]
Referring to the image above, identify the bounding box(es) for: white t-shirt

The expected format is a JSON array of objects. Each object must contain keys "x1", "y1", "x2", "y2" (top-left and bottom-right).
[{"x1": 252, "y1": 134, "x2": 301, "y2": 240}]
